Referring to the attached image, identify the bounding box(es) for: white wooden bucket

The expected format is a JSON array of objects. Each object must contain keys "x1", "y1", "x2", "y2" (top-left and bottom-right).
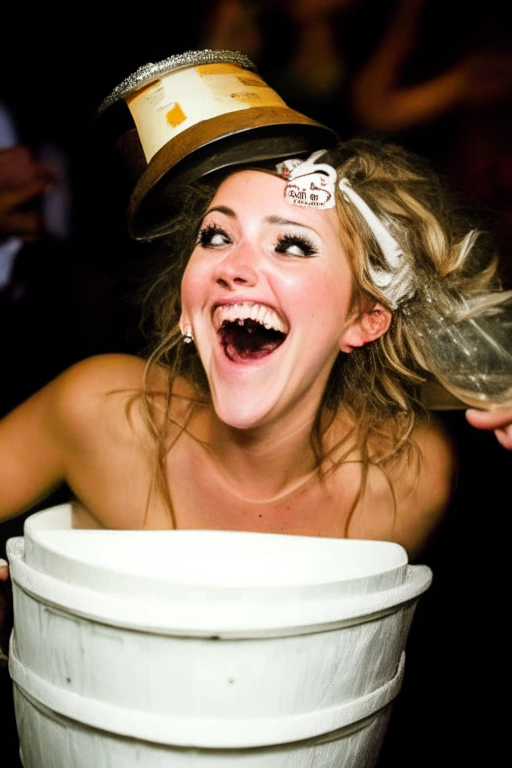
[{"x1": 7, "y1": 504, "x2": 431, "y2": 767}]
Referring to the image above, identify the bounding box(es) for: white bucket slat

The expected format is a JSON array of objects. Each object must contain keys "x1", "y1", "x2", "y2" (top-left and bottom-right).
[{"x1": 9, "y1": 648, "x2": 405, "y2": 748}]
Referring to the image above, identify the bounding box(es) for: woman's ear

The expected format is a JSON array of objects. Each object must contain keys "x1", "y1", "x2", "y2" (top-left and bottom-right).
[
  {"x1": 339, "y1": 304, "x2": 392, "y2": 353},
  {"x1": 179, "y1": 313, "x2": 190, "y2": 336}
]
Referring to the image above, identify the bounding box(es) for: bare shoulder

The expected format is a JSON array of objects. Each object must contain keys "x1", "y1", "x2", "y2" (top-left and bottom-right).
[
  {"x1": 46, "y1": 354, "x2": 148, "y2": 433},
  {"x1": 392, "y1": 414, "x2": 456, "y2": 558},
  {"x1": 0, "y1": 355, "x2": 147, "y2": 522},
  {"x1": 55, "y1": 354, "x2": 148, "y2": 396},
  {"x1": 412, "y1": 413, "x2": 456, "y2": 503},
  {"x1": 349, "y1": 413, "x2": 456, "y2": 559},
  {"x1": 52, "y1": 355, "x2": 199, "y2": 442}
]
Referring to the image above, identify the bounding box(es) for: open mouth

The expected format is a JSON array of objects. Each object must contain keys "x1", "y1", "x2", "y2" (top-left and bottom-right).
[{"x1": 214, "y1": 303, "x2": 288, "y2": 363}]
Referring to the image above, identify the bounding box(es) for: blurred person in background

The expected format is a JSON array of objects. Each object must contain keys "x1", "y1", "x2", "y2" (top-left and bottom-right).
[
  {"x1": 350, "y1": 0, "x2": 512, "y2": 135},
  {"x1": 202, "y1": 0, "x2": 362, "y2": 135},
  {"x1": 0, "y1": 100, "x2": 76, "y2": 416},
  {"x1": 350, "y1": 0, "x2": 512, "y2": 281}
]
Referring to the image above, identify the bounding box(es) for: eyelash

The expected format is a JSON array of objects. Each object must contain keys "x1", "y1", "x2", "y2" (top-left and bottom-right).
[
  {"x1": 196, "y1": 225, "x2": 318, "y2": 258},
  {"x1": 197, "y1": 224, "x2": 232, "y2": 248},
  {"x1": 274, "y1": 233, "x2": 318, "y2": 258}
]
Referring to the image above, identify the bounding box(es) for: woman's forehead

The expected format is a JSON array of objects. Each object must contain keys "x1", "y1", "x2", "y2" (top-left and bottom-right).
[
  {"x1": 209, "y1": 169, "x2": 341, "y2": 232},
  {"x1": 213, "y1": 169, "x2": 285, "y2": 197}
]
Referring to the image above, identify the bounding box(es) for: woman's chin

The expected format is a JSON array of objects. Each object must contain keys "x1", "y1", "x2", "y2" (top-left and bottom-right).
[
  {"x1": 204, "y1": 347, "x2": 285, "y2": 430},
  {"x1": 210, "y1": 385, "x2": 280, "y2": 431},
  {"x1": 212, "y1": 403, "x2": 270, "y2": 431}
]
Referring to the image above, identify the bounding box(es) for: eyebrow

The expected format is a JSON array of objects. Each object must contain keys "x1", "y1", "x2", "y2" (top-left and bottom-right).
[
  {"x1": 204, "y1": 208, "x2": 315, "y2": 232},
  {"x1": 205, "y1": 205, "x2": 235, "y2": 217},
  {"x1": 264, "y1": 215, "x2": 314, "y2": 230}
]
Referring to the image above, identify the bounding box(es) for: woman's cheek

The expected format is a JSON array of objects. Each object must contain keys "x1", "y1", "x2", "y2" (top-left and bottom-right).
[{"x1": 181, "y1": 261, "x2": 207, "y2": 313}]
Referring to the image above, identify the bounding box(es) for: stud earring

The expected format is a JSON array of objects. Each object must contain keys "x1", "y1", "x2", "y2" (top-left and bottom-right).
[{"x1": 182, "y1": 325, "x2": 194, "y2": 344}]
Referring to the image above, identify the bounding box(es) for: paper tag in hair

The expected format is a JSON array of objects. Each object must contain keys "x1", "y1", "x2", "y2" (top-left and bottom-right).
[{"x1": 284, "y1": 172, "x2": 336, "y2": 209}]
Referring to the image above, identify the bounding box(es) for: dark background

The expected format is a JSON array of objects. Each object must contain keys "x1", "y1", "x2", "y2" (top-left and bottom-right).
[{"x1": 1, "y1": 2, "x2": 510, "y2": 766}]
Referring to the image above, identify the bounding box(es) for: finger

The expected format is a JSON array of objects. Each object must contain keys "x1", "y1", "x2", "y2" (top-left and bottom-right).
[
  {"x1": 1, "y1": 176, "x2": 51, "y2": 209},
  {"x1": 0, "y1": 145, "x2": 32, "y2": 170},
  {"x1": 494, "y1": 426, "x2": 512, "y2": 451},
  {"x1": 0, "y1": 209, "x2": 44, "y2": 240},
  {"x1": 0, "y1": 146, "x2": 43, "y2": 189},
  {"x1": 466, "y1": 407, "x2": 512, "y2": 431},
  {"x1": 0, "y1": 559, "x2": 9, "y2": 582}
]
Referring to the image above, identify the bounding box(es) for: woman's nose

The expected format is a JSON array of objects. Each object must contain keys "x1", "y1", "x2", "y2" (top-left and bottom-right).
[{"x1": 214, "y1": 245, "x2": 259, "y2": 289}]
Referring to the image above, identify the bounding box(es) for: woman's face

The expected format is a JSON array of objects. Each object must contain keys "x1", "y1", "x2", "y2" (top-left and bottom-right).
[{"x1": 180, "y1": 170, "x2": 357, "y2": 431}]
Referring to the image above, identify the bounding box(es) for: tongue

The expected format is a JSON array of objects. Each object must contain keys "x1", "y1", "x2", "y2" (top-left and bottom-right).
[{"x1": 219, "y1": 320, "x2": 285, "y2": 362}]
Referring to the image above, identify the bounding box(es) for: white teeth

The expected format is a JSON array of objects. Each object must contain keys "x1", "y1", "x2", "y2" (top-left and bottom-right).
[{"x1": 213, "y1": 302, "x2": 288, "y2": 333}]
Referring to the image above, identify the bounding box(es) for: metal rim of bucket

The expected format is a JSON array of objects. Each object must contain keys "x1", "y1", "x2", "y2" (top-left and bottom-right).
[{"x1": 9, "y1": 647, "x2": 405, "y2": 749}]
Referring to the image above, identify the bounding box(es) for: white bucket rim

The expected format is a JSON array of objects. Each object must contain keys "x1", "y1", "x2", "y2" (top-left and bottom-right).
[
  {"x1": 8, "y1": 536, "x2": 431, "y2": 637},
  {"x1": 23, "y1": 505, "x2": 409, "y2": 590},
  {"x1": 9, "y1": 645, "x2": 405, "y2": 748}
]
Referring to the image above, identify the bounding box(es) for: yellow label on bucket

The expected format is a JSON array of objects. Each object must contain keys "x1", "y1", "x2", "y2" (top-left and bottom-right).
[
  {"x1": 165, "y1": 102, "x2": 187, "y2": 127},
  {"x1": 237, "y1": 74, "x2": 268, "y2": 88},
  {"x1": 196, "y1": 63, "x2": 241, "y2": 77},
  {"x1": 126, "y1": 63, "x2": 287, "y2": 162},
  {"x1": 197, "y1": 63, "x2": 285, "y2": 110}
]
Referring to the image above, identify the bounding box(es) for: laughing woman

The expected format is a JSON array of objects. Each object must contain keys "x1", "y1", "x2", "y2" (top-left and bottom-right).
[{"x1": 3, "y1": 130, "x2": 509, "y2": 561}]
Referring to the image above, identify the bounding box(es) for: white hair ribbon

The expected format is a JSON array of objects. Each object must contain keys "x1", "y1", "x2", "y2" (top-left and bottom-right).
[
  {"x1": 452, "y1": 229, "x2": 478, "y2": 271},
  {"x1": 276, "y1": 154, "x2": 417, "y2": 307},
  {"x1": 338, "y1": 177, "x2": 414, "y2": 308},
  {"x1": 287, "y1": 150, "x2": 338, "y2": 183}
]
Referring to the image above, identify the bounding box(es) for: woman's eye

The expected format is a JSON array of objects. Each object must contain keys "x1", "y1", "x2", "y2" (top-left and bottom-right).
[
  {"x1": 197, "y1": 224, "x2": 232, "y2": 248},
  {"x1": 275, "y1": 234, "x2": 318, "y2": 258}
]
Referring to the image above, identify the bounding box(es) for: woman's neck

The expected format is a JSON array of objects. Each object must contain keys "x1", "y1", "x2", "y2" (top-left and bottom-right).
[{"x1": 197, "y1": 408, "x2": 320, "y2": 503}]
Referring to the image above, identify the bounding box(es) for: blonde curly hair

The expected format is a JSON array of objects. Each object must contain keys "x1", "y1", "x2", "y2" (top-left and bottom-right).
[{"x1": 139, "y1": 138, "x2": 504, "y2": 516}]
